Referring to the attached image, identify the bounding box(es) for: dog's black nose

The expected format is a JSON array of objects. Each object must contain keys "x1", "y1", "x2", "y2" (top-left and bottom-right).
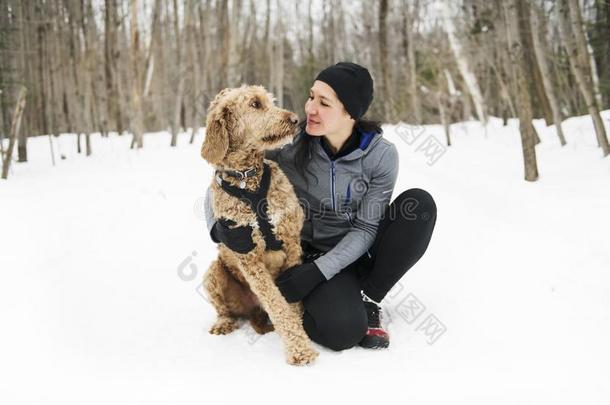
[{"x1": 286, "y1": 113, "x2": 298, "y2": 125}]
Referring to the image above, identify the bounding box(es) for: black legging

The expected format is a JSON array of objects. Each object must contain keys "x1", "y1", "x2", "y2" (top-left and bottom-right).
[{"x1": 301, "y1": 188, "x2": 437, "y2": 351}]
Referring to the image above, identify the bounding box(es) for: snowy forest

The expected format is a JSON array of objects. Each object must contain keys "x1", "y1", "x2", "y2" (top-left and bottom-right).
[
  {"x1": 1, "y1": 2, "x2": 610, "y2": 402},
  {"x1": 0, "y1": 0, "x2": 609, "y2": 181}
]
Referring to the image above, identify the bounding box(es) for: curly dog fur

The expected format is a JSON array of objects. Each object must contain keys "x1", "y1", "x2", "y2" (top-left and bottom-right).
[{"x1": 201, "y1": 85, "x2": 318, "y2": 366}]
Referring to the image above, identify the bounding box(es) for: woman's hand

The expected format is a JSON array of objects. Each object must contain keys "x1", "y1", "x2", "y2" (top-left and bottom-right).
[
  {"x1": 210, "y1": 218, "x2": 256, "y2": 254},
  {"x1": 275, "y1": 262, "x2": 326, "y2": 303}
]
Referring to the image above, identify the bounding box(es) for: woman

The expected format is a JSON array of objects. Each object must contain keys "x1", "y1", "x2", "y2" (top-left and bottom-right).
[{"x1": 206, "y1": 62, "x2": 437, "y2": 351}]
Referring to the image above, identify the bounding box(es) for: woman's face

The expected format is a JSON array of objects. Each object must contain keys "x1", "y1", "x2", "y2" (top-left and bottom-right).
[{"x1": 304, "y1": 80, "x2": 353, "y2": 137}]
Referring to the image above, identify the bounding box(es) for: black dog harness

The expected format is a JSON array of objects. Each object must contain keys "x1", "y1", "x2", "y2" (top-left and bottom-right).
[{"x1": 215, "y1": 163, "x2": 283, "y2": 251}]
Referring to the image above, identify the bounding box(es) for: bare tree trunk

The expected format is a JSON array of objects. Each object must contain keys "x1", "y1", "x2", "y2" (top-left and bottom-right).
[
  {"x1": 505, "y1": 0, "x2": 539, "y2": 182},
  {"x1": 105, "y1": 0, "x2": 124, "y2": 134},
  {"x1": 2, "y1": 86, "x2": 27, "y2": 180},
  {"x1": 442, "y1": 4, "x2": 488, "y2": 125},
  {"x1": 584, "y1": 32, "x2": 602, "y2": 109},
  {"x1": 0, "y1": 0, "x2": 11, "y2": 144},
  {"x1": 82, "y1": 0, "x2": 102, "y2": 156},
  {"x1": 592, "y1": 0, "x2": 610, "y2": 108},
  {"x1": 218, "y1": 0, "x2": 230, "y2": 89},
  {"x1": 335, "y1": 0, "x2": 347, "y2": 61},
  {"x1": 361, "y1": 1, "x2": 374, "y2": 72},
  {"x1": 517, "y1": 0, "x2": 553, "y2": 125},
  {"x1": 401, "y1": 0, "x2": 421, "y2": 123},
  {"x1": 36, "y1": 9, "x2": 49, "y2": 140},
  {"x1": 558, "y1": 0, "x2": 610, "y2": 156},
  {"x1": 56, "y1": 3, "x2": 73, "y2": 136},
  {"x1": 264, "y1": 0, "x2": 274, "y2": 92},
  {"x1": 66, "y1": 1, "x2": 86, "y2": 153},
  {"x1": 378, "y1": 0, "x2": 393, "y2": 122},
  {"x1": 488, "y1": 57, "x2": 517, "y2": 118},
  {"x1": 192, "y1": 0, "x2": 211, "y2": 142},
  {"x1": 530, "y1": 2, "x2": 566, "y2": 146},
  {"x1": 274, "y1": 0, "x2": 284, "y2": 106},
  {"x1": 437, "y1": 91, "x2": 451, "y2": 146},
  {"x1": 170, "y1": 0, "x2": 184, "y2": 147},
  {"x1": 186, "y1": 0, "x2": 200, "y2": 133},
  {"x1": 228, "y1": 0, "x2": 241, "y2": 85},
  {"x1": 129, "y1": 0, "x2": 145, "y2": 149},
  {"x1": 323, "y1": 0, "x2": 336, "y2": 63},
  {"x1": 17, "y1": 1, "x2": 29, "y2": 162}
]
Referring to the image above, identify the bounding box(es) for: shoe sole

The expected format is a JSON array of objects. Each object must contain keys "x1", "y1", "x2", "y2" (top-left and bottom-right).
[{"x1": 358, "y1": 335, "x2": 390, "y2": 349}]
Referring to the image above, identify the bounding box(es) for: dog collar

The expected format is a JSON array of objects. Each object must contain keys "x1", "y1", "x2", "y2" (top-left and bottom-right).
[{"x1": 215, "y1": 167, "x2": 257, "y2": 189}]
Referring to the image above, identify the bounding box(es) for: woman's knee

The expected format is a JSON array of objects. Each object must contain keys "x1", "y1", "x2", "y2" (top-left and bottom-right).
[
  {"x1": 392, "y1": 188, "x2": 437, "y2": 222},
  {"x1": 303, "y1": 309, "x2": 367, "y2": 352}
]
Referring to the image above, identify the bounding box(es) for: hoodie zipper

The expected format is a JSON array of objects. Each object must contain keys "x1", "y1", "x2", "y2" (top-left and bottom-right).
[
  {"x1": 323, "y1": 135, "x2": 376, "y2": 259},
  {"x1": 345, "y1": 210, "x2": 354, "y2": 225},
  {"x1": 331, "y1": 161, "x2": 336, "y2": 211}
]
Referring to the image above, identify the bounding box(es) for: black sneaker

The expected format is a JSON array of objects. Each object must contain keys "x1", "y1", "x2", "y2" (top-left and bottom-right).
[{"x1": 358, "y1": 301, "x2": 390, "y2": 349}]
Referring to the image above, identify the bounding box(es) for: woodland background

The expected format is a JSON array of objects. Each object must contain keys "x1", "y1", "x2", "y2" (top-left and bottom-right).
[{"x1": 0, "y1": 0, "x2": 609, "y2": 181}]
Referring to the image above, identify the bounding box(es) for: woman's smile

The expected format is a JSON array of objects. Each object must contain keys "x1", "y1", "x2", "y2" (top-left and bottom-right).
[{"x1": 307, "y1": 116, "x2": 320, "y2": 126}]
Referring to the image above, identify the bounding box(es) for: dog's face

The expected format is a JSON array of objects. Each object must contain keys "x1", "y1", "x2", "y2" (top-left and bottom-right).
[{"x1": 201, "y1": 85, "x2": 299, "y2": 165}]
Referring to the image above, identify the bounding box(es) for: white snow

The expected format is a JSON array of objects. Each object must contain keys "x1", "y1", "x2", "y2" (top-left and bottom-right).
[{"x1": 1, "y1": 112, "x2": 609, "y2": 404}]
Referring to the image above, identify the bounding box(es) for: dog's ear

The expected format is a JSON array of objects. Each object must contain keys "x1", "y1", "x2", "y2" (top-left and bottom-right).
[{"x1": 201, "y1": 105, "x2": 231, "y2": 165}]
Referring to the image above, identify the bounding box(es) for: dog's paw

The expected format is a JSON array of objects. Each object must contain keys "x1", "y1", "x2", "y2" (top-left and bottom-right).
[
  {"x1": 250, "y1": 320, "x2": 275, "y2": 335},
  {"x1": 286, "y1": 346, "x2": 319, "y2": 366},
  {"x1": 209, "y1": 316, "x2": 240, "y2": 335},
  {"x1": 249, "y1": 309, "x2": 275, "y2": 334}
]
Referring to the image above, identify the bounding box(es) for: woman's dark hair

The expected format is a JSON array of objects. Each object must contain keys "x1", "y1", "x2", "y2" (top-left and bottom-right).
[{"x1": 293, "y1": 118, "x2": 383, "y2": 188}]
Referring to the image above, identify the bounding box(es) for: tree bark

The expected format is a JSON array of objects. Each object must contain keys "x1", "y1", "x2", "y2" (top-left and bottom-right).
[
  {"x1": 170, "y1": 0, "x2": 185, "y2": 146},
  {"x1": 105, "y1": 0, "x2": 124, "y2": 134},
  {"x1": 274, "y1": 0, "x2": 284, "y2": 106},
  {"x1": 402, "y1": 0, "x2": 421, "y2": 123},
  {"x1": 129, "y1": 0, "x2": 145, "y2": 149},
  {"x1": 2, "y1": 86, "x2": 27, "y2": 180},
  {"x1": 516, "y1": 0, "x2": 553, "y2": 125},
  {"x1": 378, "y1": 0, "x2": 393, "y2": 122},
  {"x1": 558, "y1": 0, "x2": 610, "y2": 156},
  {"x1": 442, "y1": 3, "x2": 488, "y2": 125},
  {"x1": 530, "y1": 2, "x2": 566, "y2": 146},
  {"x1": 504, "y1": 0, "x2": 539, "y2": 181},
  {"x1": 17, "y1": 1, "x2": 30, "y2": 162}
]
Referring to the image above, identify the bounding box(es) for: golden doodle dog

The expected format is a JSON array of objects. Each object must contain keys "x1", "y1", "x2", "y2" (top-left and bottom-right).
[{"x1": 201, "y1": 85, "x2": 318, "y2": 366}]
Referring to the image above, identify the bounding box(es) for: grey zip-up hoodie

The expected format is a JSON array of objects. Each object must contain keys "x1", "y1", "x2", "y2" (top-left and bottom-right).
[{"x1": 204, "y1": 128, "x2": 399, "y2": 280}]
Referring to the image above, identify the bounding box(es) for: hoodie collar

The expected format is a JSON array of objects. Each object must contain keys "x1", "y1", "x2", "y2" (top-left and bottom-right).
[
  {"x1": 313, "y1": 129, "x2": 382, "y2": 162},
  {"x1": 320, "y1": 128, "x2": 361, "y2": 160}
]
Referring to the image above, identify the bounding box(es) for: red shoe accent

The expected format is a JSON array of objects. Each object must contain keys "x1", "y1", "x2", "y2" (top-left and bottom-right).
[{"x1": 365, "y1": 327, "x2": 388, "y2": 337}]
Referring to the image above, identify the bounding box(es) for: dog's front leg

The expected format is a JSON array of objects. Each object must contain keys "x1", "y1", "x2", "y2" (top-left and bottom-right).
[
  {"x1": 238, "y1": 258, "x2": 318, "y2": 366},
  {"x1": 280, "y1": 239, "x2": 303, "y2": 271}
]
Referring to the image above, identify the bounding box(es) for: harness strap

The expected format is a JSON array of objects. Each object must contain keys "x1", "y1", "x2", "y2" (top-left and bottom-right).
[{"x1": 216, "y1": 163, "x2": 283, "y2": 251}]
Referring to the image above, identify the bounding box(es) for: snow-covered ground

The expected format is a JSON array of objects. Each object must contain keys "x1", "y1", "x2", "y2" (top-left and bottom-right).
[{"x1": 1, "y1": 112, "x2": 609, "y2": 404}]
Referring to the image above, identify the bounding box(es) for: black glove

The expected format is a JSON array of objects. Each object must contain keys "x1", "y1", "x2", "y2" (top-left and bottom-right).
[
  {"x1": 210, "y1": 218, "x2": 255, "y2": 254},
  {"x1": 275, "y1": 262, "x2": 326, "y2": 303}
]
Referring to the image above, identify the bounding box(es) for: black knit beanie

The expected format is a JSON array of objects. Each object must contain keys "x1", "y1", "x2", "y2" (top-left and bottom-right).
[{"x1": 314, "y1": 62, "x2": 374, "y2": 120}]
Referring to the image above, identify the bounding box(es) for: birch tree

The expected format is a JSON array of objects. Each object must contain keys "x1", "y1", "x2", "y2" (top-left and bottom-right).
[
  {"x1": 1, "y1": 86, "x2": 26, "y2": 179},
  {"x1": 442, "y1": 1, "x2": 488, "y2": 125},
  {"x1": 530, "y1": 1, "x2": 566, "y2": 146},
  {"x1": 558, "y1": 0, "x2": 609, "y2": 156},
  {"x1": 129, "y1": 0, "x2": 145, "y2": 149}
]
